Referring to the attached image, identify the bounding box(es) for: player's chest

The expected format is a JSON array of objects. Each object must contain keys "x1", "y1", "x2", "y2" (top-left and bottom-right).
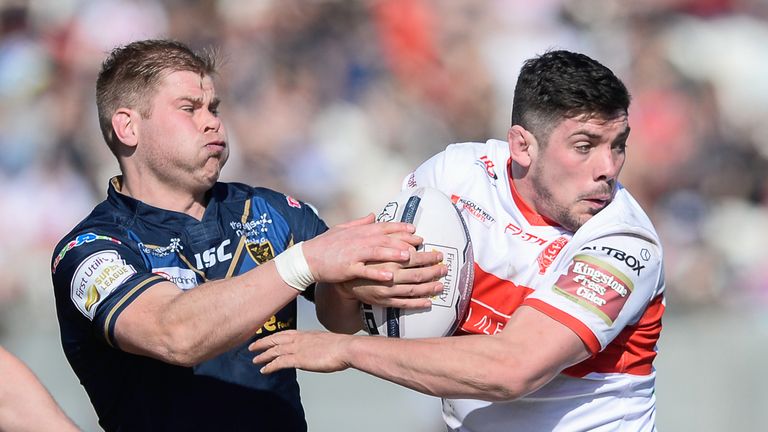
[
  {"x1": 453, "y1": 193, "x2": 572, "y2": 287},
  {"x1": 136, "y1": 208, "x2": 291, "y2": 285}
]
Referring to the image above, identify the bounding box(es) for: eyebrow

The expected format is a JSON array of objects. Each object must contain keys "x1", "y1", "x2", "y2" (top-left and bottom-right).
[
  {"x1": 615, "y1": 126, "x2": 631, "y2": 143},
  {"x1": 570, "y1": 125, "x2": 631, "y2": 142},
  {"x1": 177, "y1": 95, "x2": 221, "y2": 108}
]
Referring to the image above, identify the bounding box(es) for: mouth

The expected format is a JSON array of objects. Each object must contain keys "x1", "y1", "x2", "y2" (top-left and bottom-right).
[
  {"x1": 205, "y1": 140, "x2": 227, "y2": 153},
  {"x1": 582, "y1": 196, "x2": 611, "y2": 211}
]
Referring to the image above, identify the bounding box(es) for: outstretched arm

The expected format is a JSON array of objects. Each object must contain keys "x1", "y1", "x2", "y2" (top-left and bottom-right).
[
  {"x1": 114, "y1": 214, "x2": 439, "y2": 366},
  {"x1": 250, "y1": 305, "x2": 590, "y2": 401},
  {"x1": 0, "y1": 346, "x2": 80, "y2": 432}
]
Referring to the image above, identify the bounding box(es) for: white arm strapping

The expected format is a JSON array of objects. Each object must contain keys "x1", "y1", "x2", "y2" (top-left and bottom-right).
[{"x1": 273, "y1": 241, "x2": 315, "y2": 292}]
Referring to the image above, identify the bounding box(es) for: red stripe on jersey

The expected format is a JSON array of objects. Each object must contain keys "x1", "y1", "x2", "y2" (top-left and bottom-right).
[
  {"x1": 457, "y1": 264, "x2": 532, "y2": 335},
  {"x1": 562, "y1": 294, "x2": 664, "y2": 377},
  {"x1": 524, "y1": 298, "x2": 602, "y2": 354}
]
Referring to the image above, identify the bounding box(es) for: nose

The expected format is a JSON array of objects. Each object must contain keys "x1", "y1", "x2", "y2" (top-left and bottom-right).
[
  {"x1": 593, "y1": 146, "x2": 623, "y2": 183},
  {"x1": 200, "y1": 109, "x2": 221, "y2": 133}
]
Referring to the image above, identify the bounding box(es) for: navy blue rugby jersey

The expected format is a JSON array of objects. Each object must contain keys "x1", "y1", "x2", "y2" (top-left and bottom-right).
[{"x1": 51, "y1": 177, "x2": 328, "y2": 432}]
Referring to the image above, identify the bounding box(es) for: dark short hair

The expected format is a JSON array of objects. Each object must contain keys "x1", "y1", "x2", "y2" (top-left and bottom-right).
[
  {"x1": 96, "y1": 39, "x2": 218, "y2": 153},
  {"x1": 510, "y1": 50, "x2": 630, "y2": 145}
]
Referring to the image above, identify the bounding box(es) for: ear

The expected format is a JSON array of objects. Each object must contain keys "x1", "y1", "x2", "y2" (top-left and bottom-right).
[
  {"x1": 111, "y1": 108, "x2": 138, "y2": 147},
  {"x1": 508, "y1": 125, "x2": 536, "y2": 169}
]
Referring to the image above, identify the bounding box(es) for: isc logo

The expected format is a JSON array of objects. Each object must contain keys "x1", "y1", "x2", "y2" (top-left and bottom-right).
[{"x1": 193, "y1": 239, "x2": 232, "y2": 269}]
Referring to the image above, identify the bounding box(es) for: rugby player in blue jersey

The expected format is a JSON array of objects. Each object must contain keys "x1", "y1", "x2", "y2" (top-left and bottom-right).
[{"x1": 51, "y1": 39, "x2": 445, "y2": 432}]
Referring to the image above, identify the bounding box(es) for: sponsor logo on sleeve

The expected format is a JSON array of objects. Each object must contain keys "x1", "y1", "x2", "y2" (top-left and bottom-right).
[
  {"x1": 53, "y1": 233, "x2": 122, "y2": 273},
  {"x1": 406, "y1": 173, "x2": 417, "y2": 189},
  {"x1": 580, "y1": 245, "x2": 648, "y2": 276},
  {"x1": 70, "y1": 250, "x2": 136, "y2": 320},
  {"x1": 553, "y1": 254, "x2": 634, "y2": 325},
  {"x1": 152, "y1": 267, "x2": 198, "y2": 290},
  {"x1": 286, "y1": 195, "x2": 301, "y2": 208},
  {"x1": 474, "y1": 155, "x2": 498, "y2": 185}
]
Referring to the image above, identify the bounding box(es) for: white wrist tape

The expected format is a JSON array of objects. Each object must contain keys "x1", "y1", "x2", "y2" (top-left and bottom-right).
[{"x1": 273, "y1": 241, "x2": 315, "y2": 292}]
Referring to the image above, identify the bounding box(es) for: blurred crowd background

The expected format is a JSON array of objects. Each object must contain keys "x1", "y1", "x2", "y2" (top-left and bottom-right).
[{"x1": 1, "y1": 0, "x2": 767, "y2": 431}]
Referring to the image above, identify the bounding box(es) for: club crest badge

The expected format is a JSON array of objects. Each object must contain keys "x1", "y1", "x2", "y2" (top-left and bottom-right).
[{"x1": 247, "y1": 240, "x2": 275, "y2": 264}]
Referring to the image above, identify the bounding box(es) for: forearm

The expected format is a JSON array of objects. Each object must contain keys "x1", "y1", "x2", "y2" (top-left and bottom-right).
[
  {"x1": 118, "y1": 260, "x2": 300, "y2": 365},
  {"x1": 315, "y1": 282, "x2": 363, "y2": 334},
  {"x1": 344, "y1": 335, "x2": 529, "y2": 401},
  {"x1": 0, "y1": 348, "x2": 79, "y2": 432}
]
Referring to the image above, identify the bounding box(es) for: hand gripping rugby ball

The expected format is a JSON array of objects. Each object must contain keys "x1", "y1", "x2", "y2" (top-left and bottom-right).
[{"x1": 361, "y1": 186, "x2": 474, "y2": 338}]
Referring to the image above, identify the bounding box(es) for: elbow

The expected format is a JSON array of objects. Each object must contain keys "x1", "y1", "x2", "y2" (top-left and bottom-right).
[
  {"x1": 475, "y1": 366, "x2": 546, "y2": 402},
  {"x1": 480, "y1": 381, "x2": 528, "y2": 402},
  {"x1": 317, "y1": 310, "x2": 361, "y2": 335},
  {"x1": 153, "y1": 323, "x2": 208, "y2": 367}
]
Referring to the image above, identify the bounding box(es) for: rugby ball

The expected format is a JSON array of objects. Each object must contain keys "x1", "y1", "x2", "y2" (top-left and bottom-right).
[{"x1": 361, "y1": 186, "x2": 474, "y2": 338}]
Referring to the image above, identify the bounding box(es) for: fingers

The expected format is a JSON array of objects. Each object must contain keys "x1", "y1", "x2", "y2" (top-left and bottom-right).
[
  {"x1": 353, "y1": 280, "x2": 445, "y2": 309},
  {"x1": 404, "y1": 250, "x2": 444, "y2": 269},
  {"x1": 394, "y1": 264, "x2": 447, "y2": 285},
  {"x1": 372, "y1": 222, "x2": 416, "y2": 235},
  {"x1": 249, "y1": 332, "x2": 296, "y2": 374},
  {"x1": 249, "y1": 330, "x2": 294, "y2": 353},
  {"x1": 387, "y1": 231, "x2": 425, "y2": 248},
  {"x1": 334, "y1": 215, "x2": 417, "y2": 237},
  {"x1": 336, "y1": 213, "x2": 376, "y2": 229}
]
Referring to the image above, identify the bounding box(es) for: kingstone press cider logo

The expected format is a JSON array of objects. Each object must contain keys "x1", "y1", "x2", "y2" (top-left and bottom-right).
[{"x1": 554, "y1": 254, "x2": 633, "y2": 325}]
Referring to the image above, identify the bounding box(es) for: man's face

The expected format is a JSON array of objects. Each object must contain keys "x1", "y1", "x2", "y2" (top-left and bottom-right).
[
  {"x1": 528, "y1": 113, "x2": 629, "y2": 231},
  {"x1": 136, "y1": 70, "x2": 228, "y2": 193}
]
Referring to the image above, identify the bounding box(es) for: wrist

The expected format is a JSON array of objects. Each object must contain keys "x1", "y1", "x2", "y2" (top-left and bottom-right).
[{"x1": 273, "y1": 242, "x2": 315, "y2": 292}]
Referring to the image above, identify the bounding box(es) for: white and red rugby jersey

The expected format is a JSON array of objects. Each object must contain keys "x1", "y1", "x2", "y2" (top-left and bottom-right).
[{"x1": 403, "y1": 139, "x2": 665, "y2": 432}]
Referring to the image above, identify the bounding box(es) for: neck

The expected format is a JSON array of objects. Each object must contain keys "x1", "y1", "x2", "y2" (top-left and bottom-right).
[
  {"x1": 118, "y1": 174, "x2": 208, "y2": 220},
  {"x1": 508, "y1": 160, "x2": 534, "y2": 206}
]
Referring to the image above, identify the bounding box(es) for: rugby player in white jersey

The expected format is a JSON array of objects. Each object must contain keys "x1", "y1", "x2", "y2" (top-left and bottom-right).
[{"x1": 251, "y1": 50, "x2": 665, "y2": 432}]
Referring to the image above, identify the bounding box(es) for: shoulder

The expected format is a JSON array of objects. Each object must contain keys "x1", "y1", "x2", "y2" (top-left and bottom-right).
[
  {"x1": 407, "y1": 139, "x2": 509, "y2": 190},
  {"x1": 588, "y1": 186, "x2": 660, "y2": 244},
  {"x1": 214, "y1": 182, "x2": 327, "y2": 239},
  {"x1": 565, "y1": 186, "x2": 665, "y2": 296},
  {"x1": 214, "y1": 182, "x2": 311, "y2": 212},
  {"x1": 442, "y1": 139, "x2": 509, "y2": 167},
  {"x1": 51, "y1": 200, "x2": 130, "y2": 273}
]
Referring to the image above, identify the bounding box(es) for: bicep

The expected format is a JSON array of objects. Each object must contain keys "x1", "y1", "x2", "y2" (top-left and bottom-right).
[
  {"x1": 112, "y1": 280, "x2": 182, "y2": 357},
  {"x1": 499, "y1": 305, "x2": 591, "y2": 392}
]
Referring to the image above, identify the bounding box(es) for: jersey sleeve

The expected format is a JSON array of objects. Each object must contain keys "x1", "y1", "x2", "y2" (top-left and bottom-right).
[
  {"x1": 522, "y1": 233, "x2": 664, "y2": 354},
  {"x1": 51, "y1": 232, "x2": 166, "y2": 347}
]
